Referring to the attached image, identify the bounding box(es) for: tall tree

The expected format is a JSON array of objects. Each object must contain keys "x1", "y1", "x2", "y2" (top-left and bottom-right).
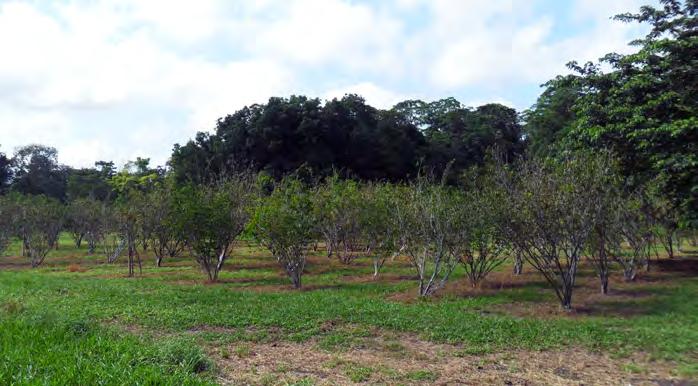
[
  {"x1": 0, "y1": 149, "x2": 11, "y2": 194},
  {"x1": 10, "y1": 145, "x2": 67, "y2": 201},
  {"x1": 523, "y1": 75, "x2": 581, "y2": 157},
  {"x1": 566, "y1": 0, "x2": 698, "y2": 221},
  {"x1": 66, "y1": 166, "x2": 114, "y2": 201}
]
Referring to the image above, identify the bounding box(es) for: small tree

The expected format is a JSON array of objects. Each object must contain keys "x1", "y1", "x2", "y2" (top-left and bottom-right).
[
  {"x1": 3, "y1": 193, "x2": 30, "y2": 256},
  {"x1": 249, "y1": 178, "x2": 315, "y2": 289},
  {"x1": 83, "y1": 200, "x2": 108, "y2": 254},
  {"x1": 361, "y1": 183, "x2": 400, "y2": 278},
  {"x1": 313, "y1": 176, "x2": 366, "y2": 264},
  {"x1": 0, "y1": 196, "x2": 13, "y2": 254},
  {"x1": 139, "y1": 187, "x2": 182, "y2": 267},
  {"x1": 584, "y1": 157, "x2": 623, "y2": 294},
  {"x1": 22, "y1": 195, "x2": 64, "y2": 268},
  {"x1": 456, "y1": 175, "x2": 508, "y2": 288},
  {"x1": 66, "y1": 198, "x2": 103, "y2": 250},
  {"x1": 615, "y1": 196, "x2": 653, "y2": 281},
  {"x1": 654, "y1": 201, "x2": 681, "y2": 259},
  {"x1": 100, "y1": 204, "x2": 127, "y2": 263},
  {"x1": 393, "y1": 177, "x2": 462, "y2": 297},
  {"x1": 499, "y1": 154, "x2": 605, "y2": 310},
  {"x1": 173, "y1": 177, "x2": 255, "y2": 282},
  {"x1": 114, "y1": 200, "x2": 142, "y2": 277}
]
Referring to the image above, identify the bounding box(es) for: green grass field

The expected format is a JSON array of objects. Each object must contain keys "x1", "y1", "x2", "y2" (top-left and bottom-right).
[{"x1": 1, "y1": 234, "x2": 697, "y2": 384}]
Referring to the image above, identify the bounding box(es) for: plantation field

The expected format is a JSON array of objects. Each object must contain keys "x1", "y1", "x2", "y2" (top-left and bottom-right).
[{"x1": 1, "y1": 234, "x2": 697, "y2": 385}]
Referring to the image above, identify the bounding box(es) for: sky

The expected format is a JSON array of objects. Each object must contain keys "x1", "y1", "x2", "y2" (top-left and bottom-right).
[{"x1": 0, "y1": 0, "x2": 656, "y2": 168}]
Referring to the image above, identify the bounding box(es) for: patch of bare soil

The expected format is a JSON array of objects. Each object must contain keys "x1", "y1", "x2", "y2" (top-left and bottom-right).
[
  {"x1": 484, "y1": 269, "x2": 683, "y2": 319},
  {"x1": 211, "y1": 330, "x2": 687, "y2": 385}
]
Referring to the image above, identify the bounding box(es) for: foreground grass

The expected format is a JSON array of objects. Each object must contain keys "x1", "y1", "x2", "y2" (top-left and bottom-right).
[
  {"x1": 1, "y1": 236, "x2": 697, "y2": 383},
  {"x1": 0, "y1": 302, "x2": 214, "y2": 385}
]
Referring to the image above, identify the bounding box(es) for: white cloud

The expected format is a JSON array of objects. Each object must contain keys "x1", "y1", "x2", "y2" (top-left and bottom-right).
[
  {"x1": 322, "y1": 82, "x2": 413, "y2": 109},
  {"x1": 0, "y1": 0, "x2": 657, "y2": 167}
]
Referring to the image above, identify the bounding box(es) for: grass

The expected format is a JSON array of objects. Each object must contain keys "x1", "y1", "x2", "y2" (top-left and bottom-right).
[
  {"x1": 0, "y1": 307, "x2": 214, "y2": 385},
  {"x1": 344, "y1": 363, "x2": 373, "y2": 382},
  {"x1": 405, "y1": 369, "x2": 439, "y2": 382},
  {"x1": 1, "y1": 234, "x2": 697, "y2": 384}
]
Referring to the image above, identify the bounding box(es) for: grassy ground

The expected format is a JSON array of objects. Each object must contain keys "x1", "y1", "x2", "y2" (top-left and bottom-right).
[{"x1": 1, "y1": 234, "x2": 697, "y2": 384}]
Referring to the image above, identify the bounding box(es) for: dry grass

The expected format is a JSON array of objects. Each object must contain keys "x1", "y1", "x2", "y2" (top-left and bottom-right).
[{"x1": 210, "y1": 329, "x2": 685, "y2": 385}]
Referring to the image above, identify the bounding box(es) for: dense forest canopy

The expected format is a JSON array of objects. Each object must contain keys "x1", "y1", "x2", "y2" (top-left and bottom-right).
[
  {"x1": 169, "y1": 95, "x2": 524, "y2": 184},
  {"x1": 0, "y1": 0, "x2": 695, "y2": 223}
]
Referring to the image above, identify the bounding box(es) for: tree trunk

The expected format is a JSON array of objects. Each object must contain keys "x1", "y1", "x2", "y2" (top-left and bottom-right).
[
  {"x1": 215, "y1": 250, "x2": 227, "y2": 279},
  {"x1": 128, "y1": 249, "x2": 134, "y2": 277},
  {"x1": 600, "y1": 275, "x2": 608, "y2": 295},
  {"x1": 289, "y1": 268, "x2": 302, "y2": 289},
  {"x1": 513, "y1": 252, "x2": 523, "y2": 275},
  {"x1": 560, "y1": 258, "x2": 578, "y2": 310},
  {"x1": 372, "y1": 257, "x2": 385, "y2": 278},
  {"x1": 156, "y1": 255, "x2": 162, "y2": 267},
  {"x1": 326, "y1": 241, "x2": 333, "y2": 258},
  {"x1": 665, "y1": 234, "x2": 675, "y2": 259}
]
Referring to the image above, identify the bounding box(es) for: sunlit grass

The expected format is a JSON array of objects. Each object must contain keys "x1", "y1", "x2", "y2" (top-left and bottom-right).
[{"x1": 1, "y1": 234, "x2": 697, "y2": 383}]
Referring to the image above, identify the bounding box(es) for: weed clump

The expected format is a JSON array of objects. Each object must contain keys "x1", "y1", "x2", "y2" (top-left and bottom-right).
[
  {"x1": 1, "y1": 297, "x2": 24, "y2": 315},
  {"x1": 158, "y1": 337, "x2": 212, "y2": 374}
]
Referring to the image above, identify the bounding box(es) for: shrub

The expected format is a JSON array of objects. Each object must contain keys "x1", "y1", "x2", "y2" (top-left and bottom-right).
[
  {"x1": 313, "y1": 175, "x2": 366, "y2": 264},
  {"x1": 173, "y1": 176, "x2": 256, "y2": 282},
  {"x1": 498, "y1": 153, "x2": 609, "y2": 310},
  {"x1": 392, "y1": 177, "x2": 463, "y2": 296},
  {"x1": 456, "y1": 172, "x2": 508, "y2": 288},
  {"x1": 249, "y1": 177, "x2": 316, "y2": 289}
]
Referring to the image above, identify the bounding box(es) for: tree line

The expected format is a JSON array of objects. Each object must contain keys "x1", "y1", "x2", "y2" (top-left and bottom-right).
[{"x1": 0, "y1": 151, "x2": 691, "y2": 310}]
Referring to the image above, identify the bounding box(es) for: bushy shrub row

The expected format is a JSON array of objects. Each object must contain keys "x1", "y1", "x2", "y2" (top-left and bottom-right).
[{"x1": 0, "y1": 152, "x2": 688, "y2": 310}]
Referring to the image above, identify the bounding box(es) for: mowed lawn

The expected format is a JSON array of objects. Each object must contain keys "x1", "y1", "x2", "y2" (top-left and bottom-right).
[{"x1": 1, "y1": 234, "x2": 697, "y2": 385}]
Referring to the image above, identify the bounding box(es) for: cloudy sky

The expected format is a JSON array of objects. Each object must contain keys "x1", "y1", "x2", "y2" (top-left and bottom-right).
[{"x1": 0, "y1": 0, "x2": 655, "y2": 168}]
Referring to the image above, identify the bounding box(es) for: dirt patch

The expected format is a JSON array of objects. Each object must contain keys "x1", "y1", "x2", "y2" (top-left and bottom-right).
[
  {"x1": 67, "y1": 263, "x2": 88, "y2": 273},
  {"x1": 654, "y1": 255, "x2": 698, "y2": 275},
  {"x1": 211, "y1": 330, "x2": 686, "y2": 385}
]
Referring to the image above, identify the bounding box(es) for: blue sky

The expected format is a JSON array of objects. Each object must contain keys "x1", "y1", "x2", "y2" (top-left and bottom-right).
[{"x1": 0, "y1": 0, "x2": 655, "y2": 167}]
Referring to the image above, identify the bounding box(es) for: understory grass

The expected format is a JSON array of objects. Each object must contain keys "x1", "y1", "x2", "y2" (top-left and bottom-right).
[{"x1": 0, "y1": 235, "x2": 697, "y2": 383}]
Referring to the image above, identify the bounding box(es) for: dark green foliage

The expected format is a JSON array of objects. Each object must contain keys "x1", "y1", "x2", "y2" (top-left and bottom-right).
[
  {"x1": 10, "y1": 145, "x2": 67, "y2": 201},
  {"x1": 66, "y1": 165, "x2": 114, "y2": 201},
  {"x1": 523, "y1": 75, "x2": 580, "y2": 157},
  {"x1": 395, "y1": 99, "x2": 525, "y2": 175},
  {"x1": 0, "y1": 149, "x2": 11, "y2": 195},
  {"x1": 0, "y1": 196, "x2": 12, "y2": 254},
  {"x1": 66, "y1": 197, "x2": 104, "y2": 250},
  {"x1": 546, "y1": 0, "x2": 697, "y2": 221},
  {"x1": 170, "y1": 95, "x2": 523, "y2": 185}
]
